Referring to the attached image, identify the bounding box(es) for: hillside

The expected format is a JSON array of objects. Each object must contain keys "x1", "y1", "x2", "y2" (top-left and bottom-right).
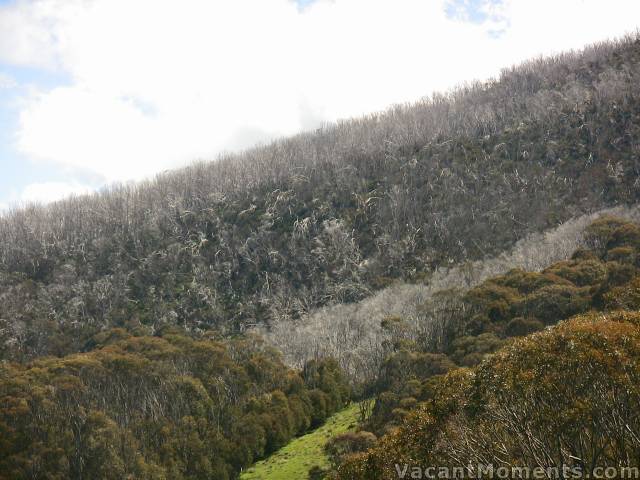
[
  {"x1": 337, "y1": 309, "x2": 640, "y2": 479},
  {"x1": 0, "y1": 334, "x2": 350, "y2": 479},
  {"x1": 1, "y1": 33, "x2": 640, "y2": 480},
  {"x1": 263, "y1": 205, "x2": 640, "y2": 384},
  {"x1": 326, "y1": 216, "x2": 640, "y2": 478},
  {"x1": 1, "y1": 35, "x2": 640, "y2": 362}
]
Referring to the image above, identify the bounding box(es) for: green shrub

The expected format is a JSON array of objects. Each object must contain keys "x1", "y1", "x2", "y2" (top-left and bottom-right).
[
  {"x1": 584, "y1": 216, "x2": 633, "y2": 253},
  {"x1": 608, "y1": 223, "x2": 640, "y2": 250},
  {"x1": 606, "y1": 246, "x2": 636, "y2": 264},
  {"x1": 571, "y1": 248, "x2": 599, "y2": 261},
  {"x1": 544, "y1": 259, "x2": 607, "y2": 286},
  {"x1": 309, "y1": 465, "x2": 329, "y2": 479},
  {"x1": 515, "y1": 284, "x2": 590, "y2": 324},
  {"x1": 466, "y1": 282, "x2": 521, "y2": 307},
  {"x1": 378, "y1": 351, "x2": 455, "y2": 393},
  {"x1": 337, "y1": 312, "x2": 640, "y2": 480},
  {"x1": 325, "y1": 431, "x2": 377, "y2": 466},
  {"x1": 504, "y1": 317, "x2": 545, "y2": 337},
  {"x1": 448, "y1": 333, "x2": 504, "y2": 366},
  {"x1": 493, "y1": 268, "x2": 570, "y2": 294},
  {"x1": 604, "y1": 277, "x2": 640, "y2": 310}
]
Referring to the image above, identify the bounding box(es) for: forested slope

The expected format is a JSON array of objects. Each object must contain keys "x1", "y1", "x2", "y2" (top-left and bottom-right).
[
  {"x1": 263, "y1": 205, "x2": 639, "y2": 385},
  {"x1": 0, "y1": 333, "x2": 350, "y2": 479},
  {"x1": 332, "y1": 217, "x2": 640, "y2": 479},
  {"x1": 1, "y1": 35, "x2": 640, "y2": 360},
  {"x1": 337, "y1": 310, "x2": 640, "y2": 479}
]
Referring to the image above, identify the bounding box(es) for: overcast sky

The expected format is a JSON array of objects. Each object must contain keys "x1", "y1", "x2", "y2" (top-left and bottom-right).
[{"x1": 0, "y1": 0, "x2": 639, "y2": 210}]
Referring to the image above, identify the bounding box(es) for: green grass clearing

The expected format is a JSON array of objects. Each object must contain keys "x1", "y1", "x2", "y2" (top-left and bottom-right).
[{"x1": 240, "y1": 402, "x2": 362, "y2": 480}]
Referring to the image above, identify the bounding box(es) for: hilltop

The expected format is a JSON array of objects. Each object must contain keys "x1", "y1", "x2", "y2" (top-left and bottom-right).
[{"x1": 1, "y1": 34, "x2": 640, "y2": 362}]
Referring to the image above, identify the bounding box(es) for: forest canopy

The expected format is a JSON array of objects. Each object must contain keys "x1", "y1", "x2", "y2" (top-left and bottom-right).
[
  {"x1": 333, "y1": 217, "x2": 640, "y2": 479},
  {"x1": 1, "y1": 32, "x2": 640, "y2": 480},
  {"x1": 0, "y1": 333, "x2": 350, "y2": 479}
]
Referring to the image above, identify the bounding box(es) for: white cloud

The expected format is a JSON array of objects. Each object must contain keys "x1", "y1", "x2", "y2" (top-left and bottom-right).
[
  {"x1": 1, "y1": 0, "x2": 639, "y2": 184},
  {"x1": 20, "y1": 181, "x2": 93, "y2": 205},
  {"x1": 0, "y1": 180, "x2": 93, "y2": 211},
  {"x1": 0, "y1": 0, "x2": 84, "y2": 70}
]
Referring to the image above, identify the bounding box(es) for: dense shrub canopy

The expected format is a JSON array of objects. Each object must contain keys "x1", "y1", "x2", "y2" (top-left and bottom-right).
[
  {"x1": 336, "y1": 311, "x2": 640, "y2": 479},
  {"x1": 344, "y1": 218, "x2": 640, "y2": 473},
  {"x1": 0, "y1": 333, "x2": 350, "y2": 480}
]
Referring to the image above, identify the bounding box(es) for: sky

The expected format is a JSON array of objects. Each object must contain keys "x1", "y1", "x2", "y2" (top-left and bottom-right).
[{"x1": 0, "y1": 0, "x2": 639, "y2": 211}]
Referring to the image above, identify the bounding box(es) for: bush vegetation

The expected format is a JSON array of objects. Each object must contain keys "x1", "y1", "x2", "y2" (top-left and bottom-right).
[
  {"x1": 331, "y1": 218, "x2": 640, "y2": 478},
  {"x1": 0, "y1": 333, "x2": 349, "y2": 479},
  {"x1": 1, "y1": 33, "x2": 640, "y2": 480},
  {"x1": 336, "y1": 311, "x2": 640, "y2": 479}
]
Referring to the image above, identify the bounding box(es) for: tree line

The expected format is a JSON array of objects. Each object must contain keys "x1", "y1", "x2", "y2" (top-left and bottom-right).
[{"x1": 1, "y1": 34, "x2": 640, "y2": 361}]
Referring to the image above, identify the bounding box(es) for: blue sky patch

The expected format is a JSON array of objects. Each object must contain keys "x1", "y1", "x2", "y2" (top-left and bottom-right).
[
  {"x1": 445, "y1": 0, "x2": 505, "y2": 25},
  {"x1": 295, "y1": 0, "x2": 317, "y2": 11},
  {"x1": 0, "y1": 63, "x2": 70, "y2": 90},
  {"x1": 0, "y1": 63, "x2": 76, "y2": 207}
]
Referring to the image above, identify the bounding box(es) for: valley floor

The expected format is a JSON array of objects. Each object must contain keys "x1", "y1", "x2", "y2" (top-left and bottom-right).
[{"x1": 240, "y1": 402, "x2": 361, "y2": 480}]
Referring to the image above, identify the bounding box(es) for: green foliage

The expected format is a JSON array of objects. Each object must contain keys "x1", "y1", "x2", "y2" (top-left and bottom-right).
[
  {"x1": 608, "y1": 222, "x2": 640, "y2": 250},
  {"x1": 491, "y1": 268, "x2": 570, "y2": 294},
  {"x1": 0, "y1": 334, "x2": 350, "y2": 480},
  {"x1": 240, "y1": 402, "x2": 362, "y2": 480},
  {"x1": 515, "y1": 283, "x2": 590, "y2": 324},
  {"x1": 336, "y1": 311, "x2": 640, "y2": 479},
  {"x1": 543, "y1": 259, "x2": 608, "y2": 286},
  {"x1": 447, "y1": 333, "x2": 505, "y2": 366},
  {"x1": 460, "y1": 221, "x2": 640, "y2": 335},
  {"x1": 604, "y1": 276, "x2": 640, "y2": 310},
  {"x1": 606, "y1": 245, "x2": 636, "y2": 264},
  {"x1": 503, "y1": 316, "x2": 544, "y2": 337},
  {"x1": 325, "y1": 431, "x2": 377, "y2": 467},
  {"x1": 378, "y1": 351, "x2": 455, "y2": 393},
  {"x1": 358, "y1": 218, "x2": 640, "y2": 448},
  {"x1": 584, "y1": 215, "x2": 634, "y2": 252}
]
